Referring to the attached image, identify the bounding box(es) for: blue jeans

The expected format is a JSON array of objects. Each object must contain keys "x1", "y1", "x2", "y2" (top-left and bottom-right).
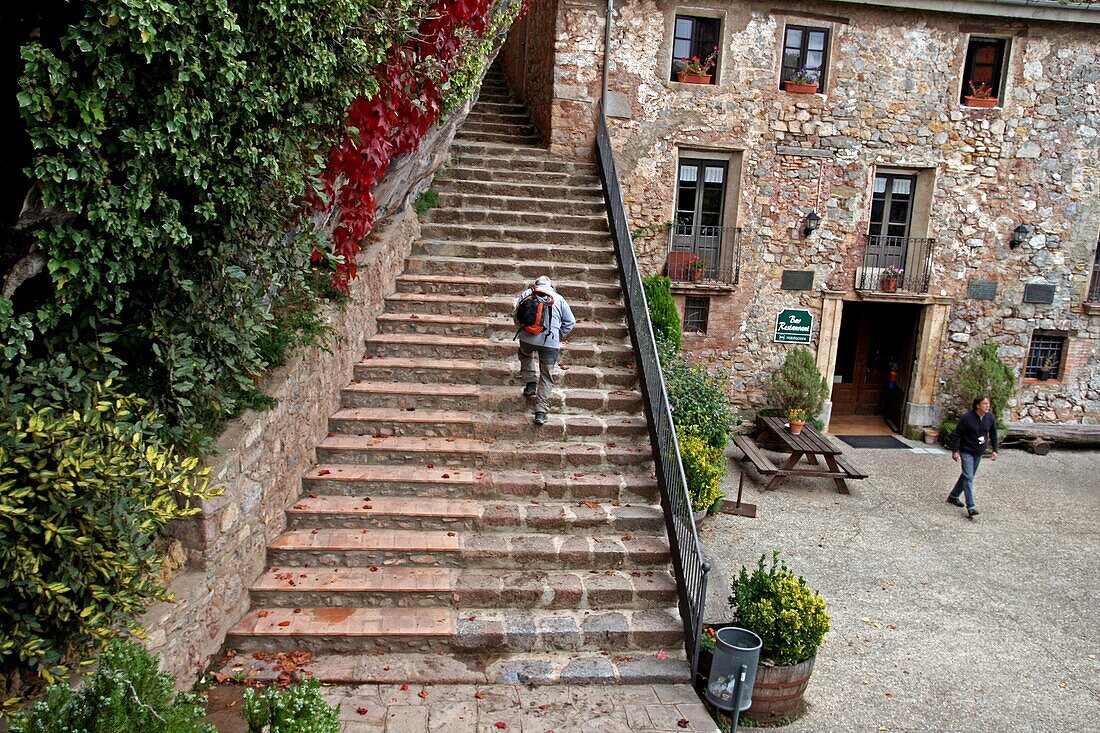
[{"x1": 949, "y1": 452, "x2": 982, "y2": 510}]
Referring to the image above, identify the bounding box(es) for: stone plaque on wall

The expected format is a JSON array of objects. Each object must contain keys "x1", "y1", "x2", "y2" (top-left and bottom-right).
[
  {"x1": 781, "y1": 270, "x2": 815, "y2": 291},
  {"x1": 967, "y1": 280, "x2": 998, "y2": 300},
  {"x1": 1023, "y1": 284, "x2": 1056, "y2": 304}
]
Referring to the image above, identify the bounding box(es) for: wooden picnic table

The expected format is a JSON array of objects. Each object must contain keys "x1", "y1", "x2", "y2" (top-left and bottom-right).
[{"x1": 733, "y1": 416, "x2": 866, "y2": 494}]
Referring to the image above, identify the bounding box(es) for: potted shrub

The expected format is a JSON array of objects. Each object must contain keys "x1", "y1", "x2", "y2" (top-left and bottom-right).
[
  {"x1": 676, "y1": 47, "x2": 718, "y2": 84},
  {"x1": 963, "y1": 79, "x2": 997, "y2": 108},
  {"x1": 783, "y1": 66, "x2": 819, "y2": 94},
  {"x1": 688, "y1": 254, "x2": 707, "y2": 283},
  {"x1": 1037, "y1": 353, "x2": 1058, "y2": 381},
  {"x1": 764, "y1": 346, "x2": 830, "y2": 432},
  {"x1": 677, "y1": 426, "x2": 725, "y2": 525},
  {"x1": 728, "y1": 552, "x2": 830, "y2": 724},
  {"x1": 879, "y1": 264, "x2": 904, "y2": 293}
]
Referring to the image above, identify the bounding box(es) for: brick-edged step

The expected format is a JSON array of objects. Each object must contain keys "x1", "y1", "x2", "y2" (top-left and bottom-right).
[
  {"x1": 450, "y1": 138, "x2": 596, "y2": 167},
  {"x1": 313, "y1": 434, "x2": 651, "y2": 469},
  {"x1": 376, "y1": 313, "x2": 628, "y2": 341},
  {"x1": 352, "y1": 356, "x2": 637, "y2": 390},
  {"x1": 465, "y1": 109, "x2": 531, "y2": 124},
  {"x1": 329, "y1": 407, "x2": 648, "y2": 440},
  {"x1": 284, "y1": 495, "x2": 664, "y2": 534},
  {"x1": 210, "y1": 648, "x2": 688, "y2": 686},
  {"x1": 460, "y1": 119, "x2": 537, "y2": 137},
  {"x1": 383, "y1": 291, "x2": 624, "y2": 320},
  {"x1": 417, "y1": 239, "x2": 614, "y2": 264},
  {"x1": 362, "y1": 334, "x2": 636, "y2": 367},
  {"x1": 301, "y1": 466, "x2": 659, "y2": 503},
  {"x1": 469, "y1": 100, "x2": 529, "y2": 116},
  {"x1": 267, "y1": 528, "x2": 671, "y2": 570},
  {"x1": 396, "y1": 273, "x2": 621, "y2": 299},
  {"x1": 455, "y1": 129, "x2": 541, "y2": 145},
  {"x1": 436, "y1": 175, "x2": 602, "y2": 200},
  {"x1": 228, "y1": 606, "x2": 682, "y2": 654},
  {"x1": 434, "y1": 192, "x2": 606, "y2": 216},
  {"x1": 249, "y1": 566, "x2": 677, "y2": 610},
  {"x1": 338, "y1": 381, "x2": 643, "y2": 414},
  {"x1": 437, "y1": 165, "x2": 599, "y2": 187},
  {"x1": 405, "y1": 253, "x2": 617, "y2": 278}
]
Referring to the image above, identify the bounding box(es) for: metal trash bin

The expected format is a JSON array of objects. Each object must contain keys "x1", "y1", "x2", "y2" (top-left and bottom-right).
[{"x1": 705, "y1": 626, "x2": 762, "y2": 713}]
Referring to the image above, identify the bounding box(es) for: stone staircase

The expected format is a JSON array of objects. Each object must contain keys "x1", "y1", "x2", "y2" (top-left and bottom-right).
[{"x1": 219, "y1": 67, "x2": 689, "y2": 688}]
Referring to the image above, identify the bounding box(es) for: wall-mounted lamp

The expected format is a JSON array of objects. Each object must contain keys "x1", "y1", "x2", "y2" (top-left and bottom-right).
[
  {"x1": 803, "y1": 211, "x2": 821, "y2": 237},
  {"x1": 1010, "y1": 224, "x2": 1032, "y2": 249}
]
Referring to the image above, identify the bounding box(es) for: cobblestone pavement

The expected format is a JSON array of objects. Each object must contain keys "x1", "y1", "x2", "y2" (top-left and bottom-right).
[
  {"x1": 324, "y1": 683, "x2": 719, "y2": 732},
  {"x1": 704, "y1": 440, "x2": 1100, "y2": 732}
]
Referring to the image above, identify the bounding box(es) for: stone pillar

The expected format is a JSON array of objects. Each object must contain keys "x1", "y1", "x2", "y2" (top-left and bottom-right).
[
  {"x1": 903, "y1": 299, "x2": 952, "y2": 431},
  {"x1": 816, "y1": 291, "x2": 846, "y2": 431}
]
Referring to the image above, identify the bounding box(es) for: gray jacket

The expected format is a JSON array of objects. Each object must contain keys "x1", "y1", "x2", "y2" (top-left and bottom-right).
[{"x1": 514, "y1": 283, "x2": 575, "y2": 350}]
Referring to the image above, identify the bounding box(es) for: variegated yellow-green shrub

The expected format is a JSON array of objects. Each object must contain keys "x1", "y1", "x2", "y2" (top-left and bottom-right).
[
  {"x1": 677, "y1": 427, "x2": 725, "y2": 512},
  {"x1": 0, "y1": 379, "x2": 218, "y2": 697},
  {"x1": 728, "y1": 552, "x2": 830, "y2": 665}
]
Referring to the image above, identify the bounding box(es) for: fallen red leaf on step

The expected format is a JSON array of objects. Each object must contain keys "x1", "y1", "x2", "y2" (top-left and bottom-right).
[
  {"x1": 213, "y1": 672, "x2": 231, "y2": 683},
  {"x1": 277, "y1": 621, "x2": 291, "y2": 627},
  {"x1": 442, "y1": 473, "x2": 450, "y2": 478},
  {"x1": 400, "y1": 684, "x2": 410, "y2": 691},
  {"x1": 357, "y1": 707, "x2": 369, "y2": 715},
  {"x1": 370, "y1": 566, "x2": 379, "y2": 572},
  {"x1": 257, "y1": 611, "x2": 269, "y2": 618},
  {"x1": 308, "y1": 493, "x2": 318, "y2": 498},
  {"x1": 655, "y1": 650, "x2": 668, "y2": 660},
  {"x1": 678, "y1": 719, "x2": 689, "y2": 728},
  {"x1": 494, "y1": 724, "x2": 507, "y2": 730},
  {"x1": 427, "y1": 463, "x2": 434, "y2": 468},
  {"x1": 474, "y1": 690, "x2": 484, "y2": 699},
  {"x1": 317, "y1": 469, "x2": 331, "y2": 476},
  {"x1": 418, "y1": 689, "x2": 429, "y2": 699},
  {"x1": 293, "y1": 608, "x2": 302, "y2": 614}
]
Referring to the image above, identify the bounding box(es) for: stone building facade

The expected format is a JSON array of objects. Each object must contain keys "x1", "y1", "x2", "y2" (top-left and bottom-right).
[{"x1": 501, "y1": 0, "x2": 1100, "y2": 432}]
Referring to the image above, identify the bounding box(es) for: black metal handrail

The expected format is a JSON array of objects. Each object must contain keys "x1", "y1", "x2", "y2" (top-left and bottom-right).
[
  {"x1": 595, "y1": 114, "x2": 710, "y2": 682},
  {"x1": 666, "y1": 224, "x2": 742, "y2": 285},
  {"x1": 854, "y1": 234, "x2": 936, "y2": 293}
]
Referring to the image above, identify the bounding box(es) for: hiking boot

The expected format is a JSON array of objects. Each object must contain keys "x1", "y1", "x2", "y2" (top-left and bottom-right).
[
  {"x1": 523, "y1": 382, "x2": 537, "y2": 398},
  {"x1": 946, "y1": 496, "x2": 964, "y2": 507},
  {"x1": 533, "y1": 411, "x2": 548, "y2": 426},
  {"x1": 967, "y1": 507, "x2": 980, "y2": 519}
]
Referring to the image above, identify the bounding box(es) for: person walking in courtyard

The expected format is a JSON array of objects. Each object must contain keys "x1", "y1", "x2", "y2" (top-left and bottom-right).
[
  {"x1": 513, "y1": 275, "x2": 575, "y2": 425},
  {"x1": 946, "y1": 394, "x2": 998, "y2": 519}
]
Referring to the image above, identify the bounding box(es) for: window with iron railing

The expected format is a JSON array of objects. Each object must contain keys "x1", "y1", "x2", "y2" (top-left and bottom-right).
[
  {"x1": 684, "y1": 296, "x2": 710, "y2": 333},
  {"x1": 1024, "y1": 332, "x2": 1067, "y2": 381},
  {"x1": 1087, "y1": 241, "x2": 1100, "y2": 303}
]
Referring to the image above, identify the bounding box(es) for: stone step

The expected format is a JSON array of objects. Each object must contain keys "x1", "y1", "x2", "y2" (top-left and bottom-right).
[
  {"x1": 301, "y1": 465, "x2": 659, "y2": 503},
  {"x1": 395, "y1": 273, "x2": 621, "y2": 299},
  {"x1": 460, "y1": 119, "x2": 537, "y2": 136},
  {"x1": 425, "y1": 207, "x2": 609, "y2": 232},
  {"x1": 283, "y1": 495, "x2": 664, "y2": 534},
  {"x1": 352, "y1": 356, "x2": 636, "y2": 390},
  {"x1": 465, "y1": 109, "x2": 532, "y2": 124},
  {"x1": 383, "y1": 291, "x2": 625, "y2": 320},
  {"x1": 406, "y1": 252, "x2": 617, "y2": 279},
  {"x1": 455, "y1": 129, "x2": 541, "y2": 145},
  {"x1": 228, "y1": 606, "x2": 682, "y2": 654},
  {"x1": 449, "y1": 140, "x2": 596, "y2": 169},
  {"x1": 362, "y1": 333, "x2": 636, "y2": 366},
  {"x1": 470, "y1": 98, "x2": 528, "y2": 113},
  {"x1": 314, "y1": 434, "x2": 651, "y2": 470},
  {"x1": 444, "y1": 152, "x2": 599, "y2": 178},
  {"x1": 435, "y1": 176, "x2": 603, "y2": 201},
  {"x1": 438, "y1": 164, "x2": 599, "y2": 187},
  {"x1": 415, "y1": 240, "x2": 614, "y2": 266},
  {"x1": 434, "y1": 191, "x2": 606, "y2": 216},
  {"x1": 267, "y1": 528, "x2": 671, "y2": 570},
  {"x1": 210, "y1": 649, "x2": 688, "y2": 686},
  {"x1": 339, "y1": 380, "x2": 642, "y2": 413},
  {"x1": 249, "y1": 566, "x2": 677, "y2": 610},
  {"x1": 376, "y1": 313, "x2": 629, "y2": 341},
  {"x1": 329, "y1": 406, "x2": 647, "y2": 440}
]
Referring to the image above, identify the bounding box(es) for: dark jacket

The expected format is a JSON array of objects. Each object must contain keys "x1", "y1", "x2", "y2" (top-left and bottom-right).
[{"x1": 949, "y1": 410, "x2": 998, "y2": 454}]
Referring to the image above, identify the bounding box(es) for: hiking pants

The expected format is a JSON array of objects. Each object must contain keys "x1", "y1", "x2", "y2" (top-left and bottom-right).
[{"x1": 518, "y1": 342, "x2": 558, "y2": 413}]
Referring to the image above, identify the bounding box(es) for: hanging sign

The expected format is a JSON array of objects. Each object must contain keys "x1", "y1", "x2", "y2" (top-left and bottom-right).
[{"x1": 774, "y1": 308, "x2": 814, "y2": 344}]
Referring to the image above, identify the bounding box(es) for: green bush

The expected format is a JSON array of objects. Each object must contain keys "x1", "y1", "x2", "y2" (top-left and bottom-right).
[
  {"x1": 949, "y1": 341, "x2": 1016, "y2": 425},
  {"x1": 663, "y1": 345, "x2": 737, "y2": 449},
  {"x1": 728, "y1": 552, "x2": 830, "y2": 666},
  {"x1": 10, "y1": 639, "x2": 214, "y2": 733},
  {"x1": 0, "y1": 377, "x2": 216, "y2": 689},
  {"x1": 764, "y1": 346, "x2": 829, "y2": 418},
  {"x1": 677, "y1": 428, "x2": 726, "y2": 512},
  {"x1": 643, "y1": 274, "x2": 682, "y2": 351},
  {"x1": 244, "y1": 678, "x2": 340, "y2": 733}
]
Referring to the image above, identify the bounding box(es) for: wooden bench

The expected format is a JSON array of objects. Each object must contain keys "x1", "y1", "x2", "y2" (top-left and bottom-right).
[
  {"x1": 733, "y1": 435, "x2": 779, "y2": 476},
  {"x1": 832, "y1": 453, "x2": 868, "y2": 480}
]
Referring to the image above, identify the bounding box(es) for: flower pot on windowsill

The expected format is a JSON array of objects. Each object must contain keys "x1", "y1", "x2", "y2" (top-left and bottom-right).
[
  {"x1": 691, "y1": 268, "x2": 705, "y2": 283},
  {"x1": 880, "y1": 277, "x2": 899, "y2": 293},
  {"x1": 784, "y1": 81, "x2": 819, "y2": 94},
  {"x1": 963, "y1": 95, "x2": 997, "y2": 108},
  {"x1": 678, "y1": 72, "x2": 712, "y2": 85}
]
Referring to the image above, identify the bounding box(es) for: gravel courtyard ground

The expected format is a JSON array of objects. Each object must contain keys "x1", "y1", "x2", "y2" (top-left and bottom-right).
[{"x1": 700, "y1": 440, "x2": 1099, "y2": 733}]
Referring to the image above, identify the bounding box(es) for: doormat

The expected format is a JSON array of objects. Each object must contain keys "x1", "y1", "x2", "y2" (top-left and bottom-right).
[{"x1": 836, "y1": 435, "x2": 909, "y2": 449}]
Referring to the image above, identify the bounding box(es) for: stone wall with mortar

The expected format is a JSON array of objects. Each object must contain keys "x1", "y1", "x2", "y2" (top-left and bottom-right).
[
  {"x1": 501, "y1": 0, "x2": 560, "y2": 143},
  {"x1": 141, "y1": 93, "x2": 478, "y2": 685},
  {"x1": 552, "y1": 0, "x2": 1099, "y2": 423}
]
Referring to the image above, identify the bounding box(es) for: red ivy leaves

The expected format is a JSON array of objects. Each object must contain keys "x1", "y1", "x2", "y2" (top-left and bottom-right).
[{"x1": 320, "y1": 0, "x2": 497, "y2": 290}]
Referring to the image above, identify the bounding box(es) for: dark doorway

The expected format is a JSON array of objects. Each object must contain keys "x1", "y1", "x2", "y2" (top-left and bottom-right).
[{"x1": 831, "y1": 301, "x2": 921, "y2": 431}]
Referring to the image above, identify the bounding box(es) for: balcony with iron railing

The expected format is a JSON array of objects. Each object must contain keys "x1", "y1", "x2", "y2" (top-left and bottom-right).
[
  {"x1": 664, "y1": 224, "x2": 742, "y2": 286},
  {"x1": 1087, "y1": 265, "x2": 1100, "y2": 305},
  {"x1": 854, "y1": 234, "x2": 936, "y2": 294}
]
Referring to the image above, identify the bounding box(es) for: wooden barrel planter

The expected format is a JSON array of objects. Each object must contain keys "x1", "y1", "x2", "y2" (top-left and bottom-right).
[{"x1": 742, "y1": 656, "x2": 816, "y2": 724}]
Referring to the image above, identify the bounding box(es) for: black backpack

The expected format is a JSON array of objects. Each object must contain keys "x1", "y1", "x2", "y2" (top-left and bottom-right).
[{"x1": 514, "y1": 288, "x2": 554, "y2": 340}]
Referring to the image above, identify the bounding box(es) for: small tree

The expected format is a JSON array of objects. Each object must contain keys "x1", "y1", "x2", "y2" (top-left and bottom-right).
[
  {"x1": 765, "y1": 346, "x2": 830, "y2": 417},
  {"x1": 949, "y1": 341, "x2": 1016, "y2": 424},
  {"x1": 642, "y1": 274, "x2": 682, "y2": 352}
]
